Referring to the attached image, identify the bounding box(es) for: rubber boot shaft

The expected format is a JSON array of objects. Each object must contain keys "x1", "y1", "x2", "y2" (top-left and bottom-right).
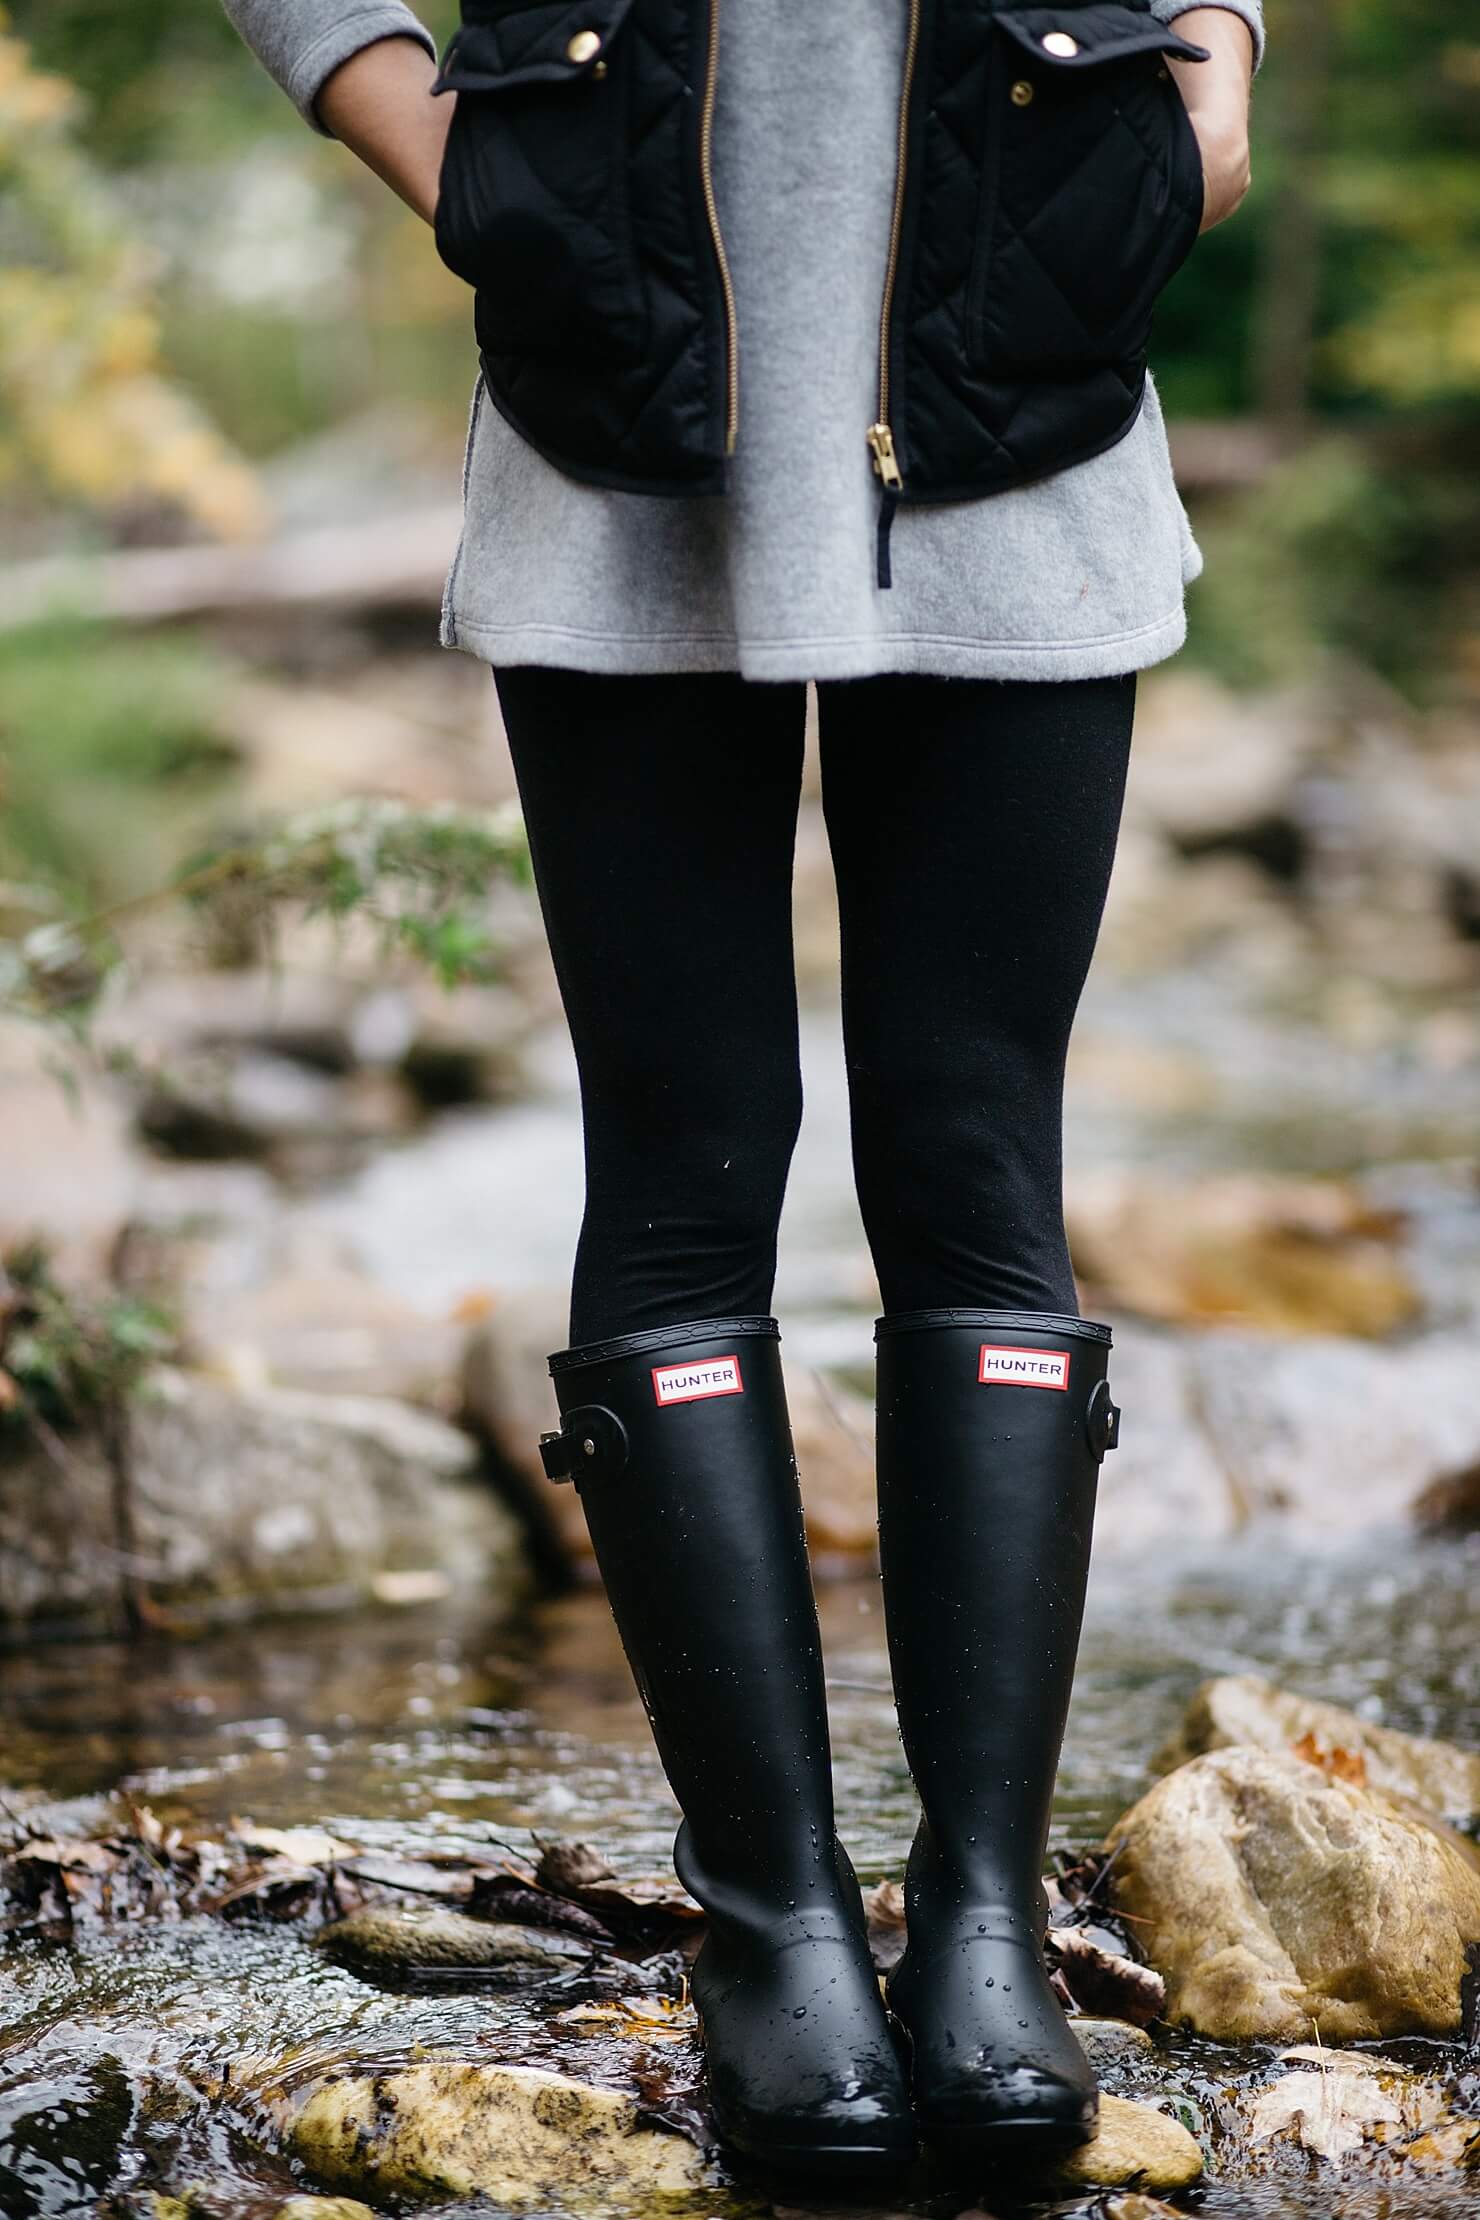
[
  {"x1": 544, "y1": 1317, "x2": 914, "y2": 2176},
  {"x1": 875, "y1": 1308, "x2": 1117, "y2": 2165}
]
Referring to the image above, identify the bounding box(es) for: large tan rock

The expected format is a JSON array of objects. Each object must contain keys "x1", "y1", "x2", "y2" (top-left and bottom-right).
[
  {"x1": 1160, "y1": 1673, "x2": 1480, "y2": 1824},
  {"x1": 1106, "y1": 1747, "x2": 1480, "y2": 2040},
  {"x1": 281, "y1": 2061, "x2": 716, "y2": 2205},
  {"x1": 1053, "y1": 2095, "x2": 1204, "y2": 2192},
  {"x1": 1065, "y1": 1168, "x2": 1418, "y2": 1338}
]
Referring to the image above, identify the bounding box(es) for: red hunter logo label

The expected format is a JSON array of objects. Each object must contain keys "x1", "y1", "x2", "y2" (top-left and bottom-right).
[
  {"x1": 978, "y1": 1345, "x2": 1071, "y2": 1391},
  {"x1": 652, "y1": 1354, "x2": 745, "y2": 1406}
]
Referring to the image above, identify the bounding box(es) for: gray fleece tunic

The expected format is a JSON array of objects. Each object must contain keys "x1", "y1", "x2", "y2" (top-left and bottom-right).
[{"x1": 225, "y1": 0, "x2": 1263, "y2": 681}]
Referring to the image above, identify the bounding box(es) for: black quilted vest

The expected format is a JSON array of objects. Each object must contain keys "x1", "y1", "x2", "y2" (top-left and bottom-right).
[{"x1": 432, "y1": 0, "x2": 1208, "y2": 585}]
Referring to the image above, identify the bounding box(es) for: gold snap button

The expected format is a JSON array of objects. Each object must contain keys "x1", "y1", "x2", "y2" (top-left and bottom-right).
[
  {"x1": 1041, "y1": 29, "x2": 1080, "y2": 54},
  {"x1": 566, "y1": 28, "x2": 602, "y2": 63},
  {"x1": 1010, "y1": 77, "x2": 1035, "y2": 105}
]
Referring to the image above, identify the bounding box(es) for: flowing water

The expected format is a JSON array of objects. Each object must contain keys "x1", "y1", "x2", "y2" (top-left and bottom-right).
[
  {"x1": 4, "y1": 1535, "x2": 1479, "y2": 2220},
  {"x1": 4, "y1": 976, "x2": 1480, "y2": 2219}
]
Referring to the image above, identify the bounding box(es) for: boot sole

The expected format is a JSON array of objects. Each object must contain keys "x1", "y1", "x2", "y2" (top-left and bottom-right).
[
  {"x1": 919, "y1": 2109, "x2": 1097, "y2": 2178},
  {"x1": 723, "y1": 2132, "x2": 919, "y2": 2184}
]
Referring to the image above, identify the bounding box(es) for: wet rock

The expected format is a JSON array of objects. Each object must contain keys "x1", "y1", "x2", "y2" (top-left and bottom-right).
[
  {"x1": 460, "y1": 1294, "x2": 879, "y2": 1572},
  {"x1": 1086, "y1": 1324, "x2": 1239, "y2": 1557},
  {"x1": 119, "y1": 1181, "x2": 463, "y2": 1406},
  {"x1": 780, "y1": 1363, "x2": 876, "y2": 1561},
  {"x1": 0, "y1": 1425, "x2": 123, "y2": 1637},
  {"x1": 0, "y1": 1368, "x2": 529, "y2": 1637},
  {"x1": 1070, "y1": 2017, "x2": 1156, "y2": 2072},
  {"x1": 135, "y1": 1046, "x2": 416, "y2": 1173},
  {"x1": 1160, "y1": 1673, "x2": 1480, "y2": 1823},
  {"x1": 1052, "y1": 2094, "x2": 1204, "y2": 2192},
  {"x1": 279, "y1": 2060, "x2": 716, "y2": 2204},
  {"x1": 1066, "y1": 1168, "x2": 1418, "y2": 1338},
  {"x1": 1125, "y1": 673, "x2": 1315, "y2": 850},
  {"x1": 1185, "y1": 1325, "x2": 1480, "y2": 1539},
  {"x1": 1106, "y1": 1746, "x2": 1480, "y2": 2040},
  {"x1": 0, "y1": 1019, "x2": 140, "y2": 1278},
  {"x1": 101, "y1": 965, "x2": 532, "y2": 1125},
  {"x1": 458, "y1": 1291, "x2": 589, "y2": 1568},
  {"x1": 276, "y1": 2201, "x2": 378, "y2": 2220},
  {"x1": 321, "y1": 1905, "x2": 593, "y2": 1983}
]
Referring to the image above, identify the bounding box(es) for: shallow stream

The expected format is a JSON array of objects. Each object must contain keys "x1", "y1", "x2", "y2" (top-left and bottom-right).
[
  {"x1": 4, "y1": 1528, "x2": 1479, "y2": 2220},
  {"x1": 5, "y1": 968, "x2": 1480, "y2": 2218}
]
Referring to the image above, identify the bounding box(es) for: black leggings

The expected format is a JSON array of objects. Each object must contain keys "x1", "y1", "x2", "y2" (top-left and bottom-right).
[{"x1": 496, "y1": 667, "x2": 1135, "y2": 1346}]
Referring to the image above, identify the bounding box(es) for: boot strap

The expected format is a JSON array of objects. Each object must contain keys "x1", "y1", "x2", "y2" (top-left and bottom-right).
[
  {"x1": 1086, "y1": 1378, "x2": 1121, "y2": 1459},
  {"x1": 539, "y1": 1403, "x2": 629, "y2": 1483}
]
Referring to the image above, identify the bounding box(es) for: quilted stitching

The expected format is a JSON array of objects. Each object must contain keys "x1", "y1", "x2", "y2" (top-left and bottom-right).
[
  {"x1": 444, "y1": 0, "x2": 1205, "y2": 501},
  {"x1": 896, "y1": 0, "x2": 1203, "y2": 496}
]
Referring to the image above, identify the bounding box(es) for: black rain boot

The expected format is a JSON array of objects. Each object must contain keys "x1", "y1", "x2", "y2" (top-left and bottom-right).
[
  {"x1": 874, "y1": 1308, "x2": 1120, "y2": 2171},
  {"x1": 539, "y1": 1316, "x2": 915, "y2": 2180}
]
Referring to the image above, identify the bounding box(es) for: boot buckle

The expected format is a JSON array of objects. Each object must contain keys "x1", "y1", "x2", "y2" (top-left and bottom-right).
[
  {"x1": 538, "y1": 1404, "x2": 629, "y2": 1483},
  {"x1": 539, "y1": 1430, "x2": 577, "y2": 1482},
  {"x1": 1086, "y1": 1378, "x2": 1121, "y2": 1459}
]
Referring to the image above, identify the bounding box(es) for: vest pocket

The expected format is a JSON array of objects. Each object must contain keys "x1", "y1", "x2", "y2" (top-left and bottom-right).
[
  {"x1": 967, "y1": 4, "x2": 1208, "y2": 378},
  {"x1": 432, "y1": 0, "x2": 646, "y2": 363}
]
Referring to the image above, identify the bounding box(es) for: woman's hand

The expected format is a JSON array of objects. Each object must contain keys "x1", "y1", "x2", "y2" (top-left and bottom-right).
[
  {"x1": 1166, "y1": 7, "x2": 1256, "y2": 233},
  {"x1": 315, "y1": 35, "x2": 452, "y2": 226}
]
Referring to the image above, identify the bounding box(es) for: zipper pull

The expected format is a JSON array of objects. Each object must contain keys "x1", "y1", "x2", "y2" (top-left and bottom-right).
[{"x1": 866, "y1": 422, "x2": 902, "y2": 591}]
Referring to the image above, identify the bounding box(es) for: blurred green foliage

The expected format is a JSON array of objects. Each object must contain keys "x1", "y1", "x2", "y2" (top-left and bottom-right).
[{"x1": 0, "y1": 620, "x2": 239, "y2": 908}]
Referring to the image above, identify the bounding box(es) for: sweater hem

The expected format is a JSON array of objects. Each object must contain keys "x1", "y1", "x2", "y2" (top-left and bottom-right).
[{"x1": 442, "y1": 604, "x2": 1189, "y2": 682}]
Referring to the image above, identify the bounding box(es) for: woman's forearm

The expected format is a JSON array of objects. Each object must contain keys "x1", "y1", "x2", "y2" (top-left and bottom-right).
[
  {"x1": 1168, "y1": 6, "x2": 1257, "y2": 231},
  {"x1": 315, "y1": 34, "x2": 450, "y2": 224}
]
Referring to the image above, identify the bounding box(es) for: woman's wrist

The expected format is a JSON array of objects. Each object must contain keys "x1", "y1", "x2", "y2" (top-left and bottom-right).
[{"x1": 315, "y1": 34, "x2": 451, "y2": 225}]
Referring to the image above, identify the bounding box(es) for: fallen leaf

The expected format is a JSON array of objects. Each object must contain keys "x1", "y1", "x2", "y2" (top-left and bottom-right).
[
  {"x1": 469, "y1": 1874, "x2": 616, "y2": 1944},
  {"x1": 228, "y1": 1822, "x2": 360, "y2": 1865},
  {"x1": 865, "y1": 1878, "x2": 907, "y2": 1973},
  {"x1": 1247, "y1": 2067, "x2": 1403, "y2": 2163},
  {"x1": 555, "y1": 1995, "x2": 696, "y2": 2044},
  {"x1": 1049, "y1": 1927, "x2": 1165, "y2": 2026},
  {"x1": 533, "y1": 1840, "x2": 701, "y2": 1945},
  {"x1": 1291, "y1": 1731, "x2": 1368, "y2": 1788}
]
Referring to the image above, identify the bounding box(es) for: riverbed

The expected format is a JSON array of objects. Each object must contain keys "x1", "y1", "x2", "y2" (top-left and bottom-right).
[
  {"x1": 5, "y1": 909, "x2": 1480, "y2": 2216},
  {"x1": 4, "y1": 1519, "x2": 1478, "y2": 2218}
]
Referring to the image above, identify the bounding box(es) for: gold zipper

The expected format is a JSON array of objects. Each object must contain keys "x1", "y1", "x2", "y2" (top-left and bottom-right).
[
  {"x1": 699, "y1": 0, "x2": 740, "y2": 456},
  {"x1": 867, "y1": 0, "x2": 922, "y2": 491}
]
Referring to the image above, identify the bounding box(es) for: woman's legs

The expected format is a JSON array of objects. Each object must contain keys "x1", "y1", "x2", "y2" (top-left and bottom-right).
[
  {"x1": 496, "y1": 664, "x2": 808, "y2": 1342},
  {"x1": 818, "y1": 670, "x2": 1135, "y2": 2162},
  {"x1": 817, "y1": 670, "x2": 1135, "y2": 1315},
  {"x1": 496, "y1": 665, "x2": 914, "y2": 2176}
]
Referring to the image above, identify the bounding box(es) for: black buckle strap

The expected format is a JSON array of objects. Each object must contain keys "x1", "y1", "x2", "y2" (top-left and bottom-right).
[
  {"x1": 539, "y1": 1429, "x2": 578, "y2": 1482},
  {"x1": 1086, "y1": 1378, "x2": 1121, "y2": 1459},
  {"x1": 538, "y1": 1403, "x2": 629, "y2": 1485}
]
